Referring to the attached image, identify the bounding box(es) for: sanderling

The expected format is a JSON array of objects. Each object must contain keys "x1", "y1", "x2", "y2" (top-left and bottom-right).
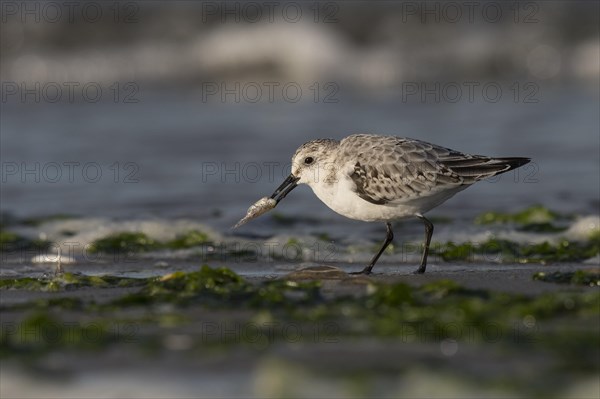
[{"x1": 266, "y1": 134, "x2": 530, "y2": 274}]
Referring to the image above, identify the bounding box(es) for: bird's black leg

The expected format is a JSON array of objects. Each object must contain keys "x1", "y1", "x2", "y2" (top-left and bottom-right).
[
  {"x1": 351, "y1": 222, "x2": 394, "y2": 275},
  {"x1": 413, "y1": 215, "x2": 434, "y2": 274}
]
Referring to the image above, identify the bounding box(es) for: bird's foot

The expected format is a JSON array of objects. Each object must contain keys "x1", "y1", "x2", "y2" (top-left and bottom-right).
[
  {"x1": 350, "y1": 268, "x2": 372, "y2": 275},
  {"x1": 412, "y1": 265, "x2": 426, "y2": 274}
]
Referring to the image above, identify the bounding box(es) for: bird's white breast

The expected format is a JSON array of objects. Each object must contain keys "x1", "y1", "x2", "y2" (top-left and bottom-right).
[
  {"x1": 304, "y1": 161, "x2": 468, "y2": 222},
  {"x1": 306, "y1": 167, "x2": 418, "y2": 222}
]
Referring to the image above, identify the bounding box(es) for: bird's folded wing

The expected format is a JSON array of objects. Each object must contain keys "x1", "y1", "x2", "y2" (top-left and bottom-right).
[
  {"x1": 340, "y1": 134, "x2": 529, "y2": 206},
  {"x1": 342, "y1": 135, "x2": 465, "y2": 205}
]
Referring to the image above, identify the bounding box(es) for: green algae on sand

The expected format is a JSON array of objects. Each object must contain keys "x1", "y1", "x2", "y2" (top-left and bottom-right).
[
  {"x1": 0, "y1": 273, "x2": 146, "y2": 292},
  {"x1": 88, "y1": 232, "x2": 161, "y2": 254},
  {"x1": 533, "y1": 270, "x2": 600, "y2": 286},
  {"x1": 433, "y1": 237, "x2": 599, "y2": 263},
  {"x1": 475, "y1": 204, "x2": 561, "y2": 225},
  {"x1": 1, "y1": 265, "x2": 598, "y2": 399},
  {"x1": 0, "y1": 230, "x2": 51, "y2": 252},
  {"x1": 88, "y1": 230, "x2": 215, "y2": 254}
]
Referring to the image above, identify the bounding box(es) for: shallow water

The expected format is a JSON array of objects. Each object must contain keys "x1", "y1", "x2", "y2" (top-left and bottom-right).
[
  {"x1": 2, "y1": 85, "x2": 598, "y2": 224},
  {"x1": 2, "y1": 84, "x2": 599, "y2": 277}
]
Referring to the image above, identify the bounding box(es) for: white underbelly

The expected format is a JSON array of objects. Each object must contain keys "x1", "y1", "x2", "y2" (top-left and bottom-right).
[{"x1": 308, "y1": 180, "x2": 467, "y2": 222}]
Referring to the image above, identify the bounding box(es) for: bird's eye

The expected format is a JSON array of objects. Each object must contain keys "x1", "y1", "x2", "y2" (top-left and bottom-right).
[{"x1": 304, "y1": 157, "x2": 314, "y2": 165}]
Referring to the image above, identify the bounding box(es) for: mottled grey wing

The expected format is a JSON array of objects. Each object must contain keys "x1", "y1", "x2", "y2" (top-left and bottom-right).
[
  {"x1": 341, "y1": 135, "x2": 464, "y2": 205},
  {"x1": 342, "y1": 134, "x2": 529, "y2": 205}
]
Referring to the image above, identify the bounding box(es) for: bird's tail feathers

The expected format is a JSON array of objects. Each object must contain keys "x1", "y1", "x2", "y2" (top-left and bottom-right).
[{"x1": 444, "y1": 157, "x2": 531, "y2": 181}]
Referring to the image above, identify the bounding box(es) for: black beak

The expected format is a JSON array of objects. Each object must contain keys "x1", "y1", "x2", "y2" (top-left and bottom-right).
[{"x1": 270, "y1": 174, "x2": 299, "y2": 203}]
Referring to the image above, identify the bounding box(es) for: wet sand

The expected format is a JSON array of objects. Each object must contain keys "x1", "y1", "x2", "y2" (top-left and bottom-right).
[
  {"x1": 1, "y1": 262, "x2": 593, "y2": 306},
  {"x1": 1, "y1": 262, "x2": 598, "y2": 398}
]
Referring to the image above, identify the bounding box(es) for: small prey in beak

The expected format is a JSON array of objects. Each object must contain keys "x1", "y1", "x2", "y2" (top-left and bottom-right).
[{"x1": 232, "y1": 174, "x2": 299, "y2": 229}]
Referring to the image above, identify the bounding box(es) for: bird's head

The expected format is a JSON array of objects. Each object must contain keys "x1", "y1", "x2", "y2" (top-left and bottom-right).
[{"x1": 270, "y1": 138, "x2": 339, "y2": 203}]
